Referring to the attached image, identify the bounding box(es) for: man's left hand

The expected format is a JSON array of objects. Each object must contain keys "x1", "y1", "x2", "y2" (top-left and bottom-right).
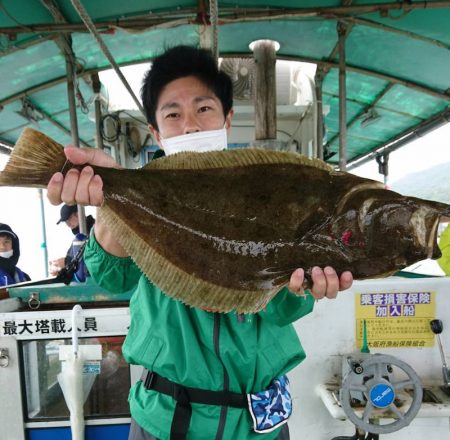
[{"x1": 288, "y1": 266, "x2": 353, "y2": 300}]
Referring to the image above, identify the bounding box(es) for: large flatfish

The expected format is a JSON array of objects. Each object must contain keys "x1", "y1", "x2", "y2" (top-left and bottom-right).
[{"x1": 1, "y1": 128, "x2": 449, "y2": 313}]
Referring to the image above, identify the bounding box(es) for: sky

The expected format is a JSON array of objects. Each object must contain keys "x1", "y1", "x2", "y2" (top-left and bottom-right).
[{"x1": 1, "y1": 64, "x2": 449, "y2": 281}]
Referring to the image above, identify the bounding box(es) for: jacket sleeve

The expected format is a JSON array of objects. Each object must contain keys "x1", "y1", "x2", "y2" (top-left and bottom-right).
[
  {"x1": 84, "y1": 232, "x2": 142, "y2": 293},
  {"x1": 259, "y1": 287, "x2": 315, "y2": 326},
  {"x1": 438, "y1": 224, "x2": 450, "y2": 275},
  {"x1": 0, "y1": 272, "x2": 6, "y2": 287}
]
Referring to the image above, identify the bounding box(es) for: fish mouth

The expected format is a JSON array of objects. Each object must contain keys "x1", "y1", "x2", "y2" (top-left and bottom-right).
[
  {"x1": 428, "y1": 216, "x2": 442, "y2": 259},
  {"x1": 410, "y1": 208, "x2": 441, "y2": 259}
]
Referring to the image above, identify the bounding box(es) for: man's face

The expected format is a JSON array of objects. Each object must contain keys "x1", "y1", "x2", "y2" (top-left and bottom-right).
[
  {"x1": 65, "y1": 212, "x2": 79, "y2": 229},
  {"x1": 150, "y1": 75, "x2": 233, "y2": 148}
]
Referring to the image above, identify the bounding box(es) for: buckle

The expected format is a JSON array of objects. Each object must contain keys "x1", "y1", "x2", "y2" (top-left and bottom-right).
[{"x1": 144, "y1": 371, "x2": 155, "y2": 389}]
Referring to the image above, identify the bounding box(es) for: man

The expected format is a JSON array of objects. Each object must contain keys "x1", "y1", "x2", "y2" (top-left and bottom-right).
[
  {"x1": 47, "y1": 46, "x2": 353, "y2": 440},
  {"x1": 57, "y1": 203, "x2": 78, "y2": 230},
  {"x1": 49, "y1": 204, "x2": 95, "y2": 280}
]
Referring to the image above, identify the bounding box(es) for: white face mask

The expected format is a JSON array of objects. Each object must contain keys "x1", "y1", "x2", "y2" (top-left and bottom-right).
[
  {"x1": 161, "y1": 127, "x2": 227, "y2": 156},
  {"x1": 0, "y1": 250, "x2": 13, "y2": 259}
]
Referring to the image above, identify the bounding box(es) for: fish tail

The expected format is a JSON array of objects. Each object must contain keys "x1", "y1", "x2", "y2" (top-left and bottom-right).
[
  {"x1": 436, "y1": 203, "x2": 450, "y2": 217},
  {"x1": 0, "y1": 128, "x2": 67, "y2": 188},
  {"x1": 414, "y1": 197, "x2": 450, "y2": 217}
]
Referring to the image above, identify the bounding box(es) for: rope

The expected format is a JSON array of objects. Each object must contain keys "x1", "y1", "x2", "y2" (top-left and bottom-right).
[{"x1": 70, "y1": 0, "x2": 145, "y2": 115}]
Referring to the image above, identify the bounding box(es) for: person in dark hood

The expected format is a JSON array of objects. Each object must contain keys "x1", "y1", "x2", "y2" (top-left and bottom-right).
[
  {"x1": 0, "y1": 223, "x2": 31, "y2": 286},
  {"x1": 48, "y1": 204, "x2": 95, "y2": 279}
]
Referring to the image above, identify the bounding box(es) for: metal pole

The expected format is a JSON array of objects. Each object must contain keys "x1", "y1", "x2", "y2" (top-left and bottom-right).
[
  {"x1": 315, "y1": 65, "x2": 326, "y2": 160},
  {"x1": 337, "y1": 21, "x2": 348, "y2": 171},
  {"x1": 38, "y1": 189, "x2": 49, "y2": 277},
  {"x1": 376, "y1": 153, "x2": 389, "y2": 188},
  {"x1": 347, "y1": 108, "x2": 450, "y2": 170},
  {"x1": 91, "y1": 73, "x2": 104, "y2": 149},
  {"x1": 65, "y1": 41, "x2": 87, "y2": 235},
  {"x1": 70, "y1": 0, "x2": 145, "y2": 115}
]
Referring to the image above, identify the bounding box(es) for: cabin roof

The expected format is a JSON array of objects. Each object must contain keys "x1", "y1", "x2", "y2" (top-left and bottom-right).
[{"x1": 0, "y1": 0, "x2": 449, "y2": 167}]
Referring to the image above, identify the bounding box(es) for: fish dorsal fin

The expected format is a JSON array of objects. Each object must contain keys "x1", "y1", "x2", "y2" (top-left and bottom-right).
[{"x1": 143, "y1": 148, "x2": 334, "y2": 172}]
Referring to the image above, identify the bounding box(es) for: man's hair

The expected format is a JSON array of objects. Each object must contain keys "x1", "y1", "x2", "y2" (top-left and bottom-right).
[{"x1": 141, "y1": 45, "x2": 233, "y2": 130}]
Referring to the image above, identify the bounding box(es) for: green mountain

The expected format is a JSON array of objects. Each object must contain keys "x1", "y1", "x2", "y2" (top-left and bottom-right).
[{"x1": 390, "y1": 161, "x2": 450, "y2": 205}]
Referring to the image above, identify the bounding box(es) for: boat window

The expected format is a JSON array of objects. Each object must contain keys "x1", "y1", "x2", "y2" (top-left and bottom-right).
[{"x1": 21, "y1": 336, "x2": 130, "y2": 421}]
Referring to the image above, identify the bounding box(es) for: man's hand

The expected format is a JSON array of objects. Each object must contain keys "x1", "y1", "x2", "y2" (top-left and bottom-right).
[
  {"x1": 47, "y1": 146, "x2": 120, "y2": 207},
  {"x1": 47, "y1": 146, "x2": 128, "y2": 257},
  {"x1": 49, "y1": 257, "x2": 65, "y2": 276},
  {"x1": 288, "y1": 266, "x2": 353, "y2": 300}
]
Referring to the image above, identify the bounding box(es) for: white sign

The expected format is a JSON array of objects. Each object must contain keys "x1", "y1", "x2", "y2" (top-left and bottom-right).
[{"x1": 0, "y1": 307, "x2": 130, "y2": 340}]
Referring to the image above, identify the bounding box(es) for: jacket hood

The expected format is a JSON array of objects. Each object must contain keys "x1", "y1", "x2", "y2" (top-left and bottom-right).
[{"x1": 0, "y1": 223, "x2": 21, "y2": 275}]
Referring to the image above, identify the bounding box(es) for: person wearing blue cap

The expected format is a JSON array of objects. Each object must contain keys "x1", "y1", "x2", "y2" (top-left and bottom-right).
[
  {"x1": 56, "y1": 203, "x2": 79, "y2": 227},
  {"x1": 0, "y1": 223, "x2": 30, "y2": 286},
  {"x1": 49, "y1": 204, "x2": 95, "y2": 279}
]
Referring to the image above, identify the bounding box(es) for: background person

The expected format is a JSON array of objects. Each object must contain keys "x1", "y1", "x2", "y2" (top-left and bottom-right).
[
  {"x1": 49, "y1": 204, "x2": 95, "y2": 279},
  {"x1": 46, "y1": 45, "x2": 353, "y2": 440},
  {"x1": 0, "y1": 223, "x2": 30, "y2": 286}
]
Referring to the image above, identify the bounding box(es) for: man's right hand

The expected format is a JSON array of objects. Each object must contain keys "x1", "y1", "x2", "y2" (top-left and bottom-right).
[
  {"x1": 47, "y1": 146, "x2": 128, "y2": 257},
  {"x1": 49, "y1": 257, "x2": 65, "y2": 276},
  {"x1": 47, "y1": 146, "x2": 120, "y2": 207}
]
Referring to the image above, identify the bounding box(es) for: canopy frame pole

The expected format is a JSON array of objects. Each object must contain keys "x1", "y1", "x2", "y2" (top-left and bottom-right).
[
  {"x1": 38, "y1": 188, "x2": 49, "y2": 277},
  {"x1": 65, "y1": 41, "x2": 88, "y2": 235},
  {"x1": 41, "y1": 0, "x2": 87, "y2": 234},
  {"x1": 91, "y1": 73, "x2": 104, "y2": 150},
  {"x1": 315, "y1": 65, "x2": 326, "y2": 160},
  {"x1": 337, "y1": 21, "x2": 348, "y2": 171},
  {"x1": 70, "y1": 0, "x2": 145, "y2": 115}
]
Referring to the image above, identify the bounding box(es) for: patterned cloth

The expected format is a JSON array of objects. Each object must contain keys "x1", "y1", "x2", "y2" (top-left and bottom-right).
[{"x1": 248, "y1": 375, "x2": 292, "y2": 433}]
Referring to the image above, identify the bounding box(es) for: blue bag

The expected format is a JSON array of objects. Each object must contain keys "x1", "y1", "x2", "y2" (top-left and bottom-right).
[{"x1": 247, "y1": 375, "x2": 292, "y2": 433}]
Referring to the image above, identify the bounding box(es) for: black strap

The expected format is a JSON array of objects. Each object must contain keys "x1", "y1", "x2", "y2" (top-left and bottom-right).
[{"x1": 143, "y1": 370, "x2": 247, "y2": 440}]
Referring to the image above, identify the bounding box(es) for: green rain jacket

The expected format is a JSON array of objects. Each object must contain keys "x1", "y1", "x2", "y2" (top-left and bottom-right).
[
  {"x1": 438, "y1": 224, "x2": 450, "y2": 275},
  {"x1": 85, "y1": 234, "x2": 315, "y2": 440}
]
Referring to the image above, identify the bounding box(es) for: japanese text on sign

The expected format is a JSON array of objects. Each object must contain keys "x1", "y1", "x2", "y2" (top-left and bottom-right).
[
  {"x1": 2, "y1": 316, "x2": 98, "y2": 336},
  {"x1": 355, "y1": 291, "x2": 435, "y2": 349}
]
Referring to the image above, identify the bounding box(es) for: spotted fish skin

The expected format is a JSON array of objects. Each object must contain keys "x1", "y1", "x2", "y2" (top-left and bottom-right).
[
  {"x1": 0, "y1": 128, "x2": 449, "y2": 313},
  {"x1": 105, "y1": 165, "x2": 444, "y2": 289}
]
